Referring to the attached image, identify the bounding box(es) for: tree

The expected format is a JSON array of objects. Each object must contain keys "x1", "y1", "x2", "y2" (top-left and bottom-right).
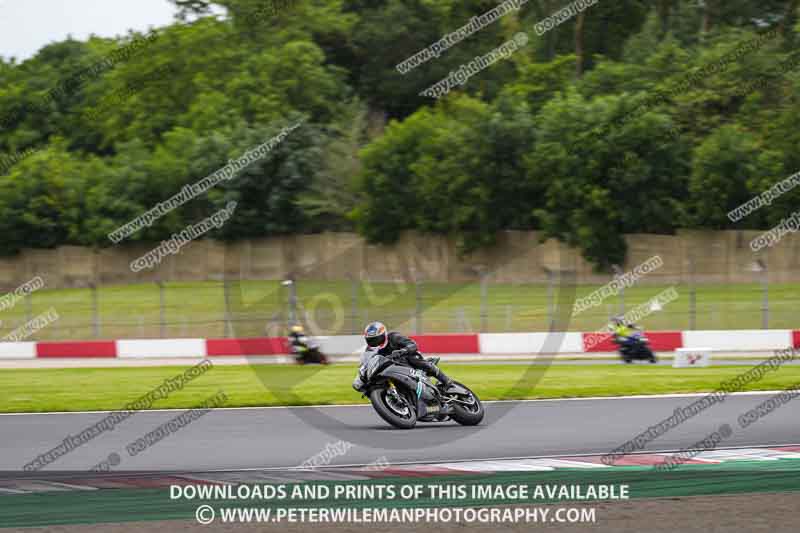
[
  {"x1": 685, "y1": 126, "x2": 782, "y2": 229},
  {"x1": 296, "y1": 100, "x2": 369, "y2": 229},
  {"x1": 527, "y1": 89, "x2": 687, "y2": 270},
  {"x1": 355, "y1": 93, "x2": 541, "y2": 254}
]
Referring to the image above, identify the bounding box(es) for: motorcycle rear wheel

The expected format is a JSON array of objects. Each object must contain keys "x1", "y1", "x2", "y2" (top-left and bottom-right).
[{"x1": 369, "y1": 387, "x2": 417, "y2": 429}]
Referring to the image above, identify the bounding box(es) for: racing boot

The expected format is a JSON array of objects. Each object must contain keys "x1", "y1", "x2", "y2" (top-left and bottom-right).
[
  {"x1": 434, "y1": 368, "x2": 456, "y2": 393},
  {"x1": 418, "y1": 357, "x2": 456, "y2": 393}
]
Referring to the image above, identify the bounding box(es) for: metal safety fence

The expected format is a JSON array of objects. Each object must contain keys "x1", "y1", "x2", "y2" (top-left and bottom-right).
[{"x1": 0, "y1": 274, "x2": 794, "y2": 341}]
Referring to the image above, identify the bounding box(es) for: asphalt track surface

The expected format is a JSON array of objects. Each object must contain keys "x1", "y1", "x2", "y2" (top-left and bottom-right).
[{"x1": 1, "y1": 392, "x2": 798, "y2": 473}]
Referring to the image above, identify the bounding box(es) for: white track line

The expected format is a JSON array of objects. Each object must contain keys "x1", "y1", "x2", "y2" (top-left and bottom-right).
[
  {"x1": 0, "y1": 390, "x2": 789, "y2": 416},
  {"x1": 179, "y1": 442, "x2": 800, "y2": 473}
]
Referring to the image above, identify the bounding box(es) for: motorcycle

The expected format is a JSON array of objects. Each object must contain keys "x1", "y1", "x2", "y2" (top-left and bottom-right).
[
  {"x1": 354, "y1": 351, "x2": 484, "y2": 429},
  {"x1": 614, "y1": 331, "x2": 657, "y2": 364},
  {"x1": 291, "y1": 336, "x2": 329, "y2": 365}
]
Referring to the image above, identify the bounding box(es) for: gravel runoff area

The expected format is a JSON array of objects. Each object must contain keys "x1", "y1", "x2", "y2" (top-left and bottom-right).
[{"x1": 6, "y1": 492, "x2": 798, "y2": 533}]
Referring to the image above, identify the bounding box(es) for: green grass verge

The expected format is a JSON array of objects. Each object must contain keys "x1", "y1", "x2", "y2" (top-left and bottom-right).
[
  {"x1": 2, "y1": 362, "x2": 800, "y2": 413},
  {"x1": 1, "y1": 279, "x2": 798, "y2": 339}
]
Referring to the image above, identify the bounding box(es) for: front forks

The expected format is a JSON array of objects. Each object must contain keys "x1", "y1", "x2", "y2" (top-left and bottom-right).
[{"x1": 387, "y1": 380, "x2": 401, "y2": 400}]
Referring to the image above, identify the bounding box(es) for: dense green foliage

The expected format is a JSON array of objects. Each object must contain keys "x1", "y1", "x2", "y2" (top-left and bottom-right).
[{"x1": 0, "y1": 0, "x2": 798, "y2": 269}]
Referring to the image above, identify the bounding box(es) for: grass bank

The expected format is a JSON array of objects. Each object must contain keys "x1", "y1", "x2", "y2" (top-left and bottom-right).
[{"x1": 1, "y1": 362, "x2": 798, "y2": 413}]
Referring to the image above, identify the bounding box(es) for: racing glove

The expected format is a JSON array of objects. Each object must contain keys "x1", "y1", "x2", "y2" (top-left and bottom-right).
[{"x1": 390, "y1": 349, "x2": 408, "y2": 359}]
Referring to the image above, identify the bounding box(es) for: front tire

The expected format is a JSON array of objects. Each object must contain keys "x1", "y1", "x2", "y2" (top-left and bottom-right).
[
  {"x1": 449, "y1": 382, "x2": 484, "y2": 426},
  {"x1": 369, "y1": 387, "x2": 417, "y2": 429}
]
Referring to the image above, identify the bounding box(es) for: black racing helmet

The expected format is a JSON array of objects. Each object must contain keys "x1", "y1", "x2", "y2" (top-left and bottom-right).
[{"x1": 364, "y1": 321, "x2": 388, "y2": 349}]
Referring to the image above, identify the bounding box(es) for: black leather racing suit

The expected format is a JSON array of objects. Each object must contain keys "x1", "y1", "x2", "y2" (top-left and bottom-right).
[
  {"x1": 374, "y1": 331, "x2": 452, "y2": 385},
  {"x1": 288, "y1": 331, "x2": 306, "y2": 351},
  {"x1": 288, "y1": 331, "x2": 326, "y2": 364}
]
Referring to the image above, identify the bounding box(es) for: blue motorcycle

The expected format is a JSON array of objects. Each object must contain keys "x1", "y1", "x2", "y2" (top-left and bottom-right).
[{"x1": 614, "y1": 331, "x2": 657, "y2": 364}]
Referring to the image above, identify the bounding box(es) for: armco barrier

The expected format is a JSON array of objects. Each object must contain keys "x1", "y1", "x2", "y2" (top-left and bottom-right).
[
  {"x1": 582, "y1": 332, "x2": 617, "y2": 353},
  {"x1": 643, "y1": 332, "x2": 684, "y2": 351},
  {"x1": 480, "y1": 332, "x2": 584, "y2": 354},
  {"x1": 414, "y1": 334, "x2": 480, "y2": 354},
  {"x1": 582, "y1": 331, "x2": 683, "y2": 353},
  {"x1": 682, "y1": 329, "x2": 791, "y2": 352},
  {"x1": 0, "y1": 330, "x2": 797, "y2": 359},
  {"x1": 315, "y1": 335, "x2": 363, "y2": 356},
  {"x1": 36, "y1": 341, "x2": 116, "y2": 358},
  {"x1": 117, "y1": 339, "x2": 207, "y2": 358},
  {"x1": 0, "y1": 341, "x2": 36, "y2": 359},
  {"x1": 206, "y1": 337, "x2": 288, "y2": 356}
]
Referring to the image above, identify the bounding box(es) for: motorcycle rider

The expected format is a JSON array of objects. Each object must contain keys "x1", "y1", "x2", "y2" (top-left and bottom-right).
[
  {"x1": 360, "y1": 321, "x2": 455, "y2": 391},
  {"x1": 610, "y1": 316, "x2": 641, "y2": 354},
  {"x1": 288, "y1": 324, "x2": 328, "y2": 364}
]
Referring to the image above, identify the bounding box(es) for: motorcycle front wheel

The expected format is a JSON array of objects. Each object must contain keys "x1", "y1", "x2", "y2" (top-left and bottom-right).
[
  {"x1": 369, "y1": 387, "x2": 417, "y2": 429},
  {"x1": 449, "y1": 382, "x2": 485, "y2": 426}
]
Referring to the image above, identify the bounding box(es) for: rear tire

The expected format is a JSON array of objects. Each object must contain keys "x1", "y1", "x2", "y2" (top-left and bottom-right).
[
  {"x1": 449, "y1": 382, "x2": 484, "y2": 426},
  {"x1": 369, "y1": 387, "x2": 417, "y2": 429}
]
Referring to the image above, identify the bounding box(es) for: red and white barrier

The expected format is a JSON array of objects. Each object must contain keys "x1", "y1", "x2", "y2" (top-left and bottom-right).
[
  {"x1": 206, "y1": 337, "x2": 289, "y2": 356},
  {"x1": 0, "y1": 342, "x2": 36, "y2": 359},
  {"x1": 582, "y1": 331, "x2": 683, "y2": 353},
  {"x1": 414, "y1": 334, "x2": 481, "y2": 354},
  {"x1": 37, "y1": 341, "x2": 117, "y2": 359},
  {"x1": 682, "y1": 329, "x2": 792, "y2": 352},
  {"x1": 0, "y1": 329, "x2": 798, "y2": 359},
  {"x1": 479, "y1": 332, "x2": 584, "y2": 354},
  {"x1": 117, "y1": 339, "x2": 207, "y2": 358}
]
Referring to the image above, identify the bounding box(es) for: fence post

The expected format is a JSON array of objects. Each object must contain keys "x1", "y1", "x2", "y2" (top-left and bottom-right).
[
  {"x1": 415, "y1": 278, "x2": 423, "y2": 334},
  {"x1": 351, "y1": 276, "x2": 359, "y2": 334},
  {"x1": 611, "y1": 265, "x2": 625, "y2": 316},
  {"x1": 480, "y1": 270, "x2": 489, "y2": 333},
  {"x1": 284, "y1": 279, "x2": 298, "y2": 326},
  {"x1": 25, "y1": 290, "x2": 32, "y2": 324},
  {"x1": 544, "y1": 268, "x2": 555, "y2": 329},
  {"x1": 749, "y1": 259, "x2": 768, "y2": 330},
  {"x1": 223, "y1": 279, "x2": 234, "y2": 338},
  {"x1": 91, "y1": 283, "x2": 100, "y2": 338},
  {"x1": 761, "y1": 273, "x2": 769, "y2": 330},
  {"x1": 455, "y1": 307, "x2": 471, "y2": 332},
  {"x1": 687, "y1": 255, "x2": 696, "y2": 330},
  {"x1": 157, "y1": 281, "x2": 166, "y2": 338}
]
